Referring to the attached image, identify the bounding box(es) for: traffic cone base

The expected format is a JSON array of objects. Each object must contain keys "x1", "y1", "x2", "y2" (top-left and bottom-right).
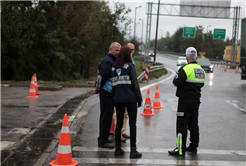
[
  {"x1": 49, "y1": 159, "x2": 78, "y2": 166},
  {"x1": 140, "y1": 111, "x2": 155, "y2": 116},
  {"x1": 152, "y1": 102, "x2": 163, "y2": 109},
  {"x1": 27, "y1": 95, "x2": 38, "y2": 98}
]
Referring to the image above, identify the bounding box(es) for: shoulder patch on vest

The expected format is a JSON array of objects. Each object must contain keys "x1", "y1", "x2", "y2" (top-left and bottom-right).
[
  {"x1": 116, "y1": 69, "x2": 122, "y2": 76},
  {"x1": 194, "y1": 68, "x2": 205, "y2": 79}
]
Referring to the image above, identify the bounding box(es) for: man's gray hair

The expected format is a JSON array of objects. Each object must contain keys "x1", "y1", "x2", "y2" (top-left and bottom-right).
[
  {"x1": 186, "y1": 53, "x2": 197, "y2": 60},
  {"x1": 110, "y1": 42, "x2": 121, "y2": 49}
]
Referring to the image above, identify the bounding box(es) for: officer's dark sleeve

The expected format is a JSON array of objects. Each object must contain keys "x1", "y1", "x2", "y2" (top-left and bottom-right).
[
  {"x1": 98, "y1": 62, "x2": 112, "y2": 90},
  {"x1": 130, "y1": 66, "x2": 143, "y2": 107},
  {"x1": 172, "y1": 68, "x2": 187, "y2": 87}
]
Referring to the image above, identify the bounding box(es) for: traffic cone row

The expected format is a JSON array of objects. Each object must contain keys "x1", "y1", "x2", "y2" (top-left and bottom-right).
[
  {"x1": 140, "y1": 84, "x2": 164, "y2": 116},
  {"x1": 50, "y1": 114, "x2": 78, "y2": 166},
  {"x1": 27, "y1": 73, "x2": 41, "y2": 98}
]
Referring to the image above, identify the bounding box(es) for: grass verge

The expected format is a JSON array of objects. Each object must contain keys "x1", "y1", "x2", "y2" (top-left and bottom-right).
[{"x1": 1, "y1": 60, "x2": 167, "y2": 85}]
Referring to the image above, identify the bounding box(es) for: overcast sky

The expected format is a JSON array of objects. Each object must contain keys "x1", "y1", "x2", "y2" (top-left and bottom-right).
[{"x1": 108, "y1": 0, "x2": 246, "y2": 42}]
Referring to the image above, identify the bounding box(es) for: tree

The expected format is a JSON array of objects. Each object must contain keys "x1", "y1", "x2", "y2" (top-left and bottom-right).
[{"x1": 1, "y1": 1, "x2": 132, "y2": 80}]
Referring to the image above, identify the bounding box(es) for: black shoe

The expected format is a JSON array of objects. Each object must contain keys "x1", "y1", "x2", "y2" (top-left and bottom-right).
[
  {"x1": 186, "y1": 146, "x2": 197, "y2": 154},
  {"x1": 108, "y1": 139, "x2": 113, "y2": 143},
  {"x1": 99, "y1": 143, "x2": 115, "y2": 148},
  {"x1": 130, "y1": 147, "x2": 142, "y2": 158},
  {"x1": 168, "y1": 148, "x2": 185, "y2": 156},
  {"x1": 115, "y1": 145, "x2": 124, "y2": 156}
]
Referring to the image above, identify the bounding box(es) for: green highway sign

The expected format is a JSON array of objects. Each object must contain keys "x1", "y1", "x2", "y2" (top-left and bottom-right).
[
  {"x1": 213, "y1": 29, "x2": 226, "y2": 40},
  {"x1": 183, "y1": 27, "x2": 196, "y2": 38}
]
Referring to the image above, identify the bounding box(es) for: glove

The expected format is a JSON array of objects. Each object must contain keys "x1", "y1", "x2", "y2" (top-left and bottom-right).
[{"x1": 138, "y1": 102, "x2": 142, "y2": 107}]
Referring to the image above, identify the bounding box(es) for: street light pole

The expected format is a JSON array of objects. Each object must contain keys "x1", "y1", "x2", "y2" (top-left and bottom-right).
[
  {"x1": 139, "y1": 18, "x2": 143, "y2": 44},
  {"x1": 154, "y1": 0, "x2": 160, "y2": 65},
  {"x1": 134, "y1": 5, "x2": 142, "y2": 41}
]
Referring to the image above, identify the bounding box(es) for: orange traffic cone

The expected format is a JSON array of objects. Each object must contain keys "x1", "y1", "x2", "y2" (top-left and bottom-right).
[
  {"x1": 235, "y1": 66, "x2": 239, "y2": 73},
  {"x1": 50, "y1": 114, "x2": 78, "y2": 166},
  {"x1": 152, "y1": 84, "x2": 163, "y2": 109},
  {"x1": 110, "y1": 109, "x2": 116, "y2": 134},
  {"x1": 33, "y1": 73, "x2": 41, "y2": 95},
  {"x1": 141, "y1": 89, "x2": 155, "y2": 116},
  {"x1": 224, "y1": 65, "x2": 227, "y2": 71},
  {"x1": 27, "y1": 76, "x2": 38, "y2": 98}
]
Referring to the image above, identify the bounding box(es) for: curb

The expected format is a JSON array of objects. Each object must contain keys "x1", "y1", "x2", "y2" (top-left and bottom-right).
[{"x1": 1, "y1": 83, "x2": 94, "y2": 90}]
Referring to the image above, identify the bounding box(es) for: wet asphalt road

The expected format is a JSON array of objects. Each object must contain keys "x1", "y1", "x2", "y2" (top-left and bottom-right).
[
  {"x1": 45, "y1": 53, "x2": 245, "y2": 165},
  {"x1": 1, "y1": 53, "x2": 246, "y2": 166}
]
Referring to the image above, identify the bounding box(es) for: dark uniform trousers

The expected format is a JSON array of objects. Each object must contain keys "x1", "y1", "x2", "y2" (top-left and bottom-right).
[
  {"x1": 98, "y1": 89, "x2": 114, "y2": 146},
  {"x1": 177, "y1": 98, "x2": 200, "y2": 153},
  {"x1": 115, "y1": 102, "x2": 137, "y2": 147}
]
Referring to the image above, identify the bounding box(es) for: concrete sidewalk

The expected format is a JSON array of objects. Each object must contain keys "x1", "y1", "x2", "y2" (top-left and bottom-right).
[{"x1": 1, "y1": 86, "x2": 94, "y2": 165}]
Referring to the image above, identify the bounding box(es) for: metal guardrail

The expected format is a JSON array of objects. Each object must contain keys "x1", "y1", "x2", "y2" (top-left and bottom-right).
[
  {"x1": 211, "y1": 62, "x2": 239, "y2": 68},
  {"x1": 137, "y1": 64, "x2": 165, "y2": 80}
]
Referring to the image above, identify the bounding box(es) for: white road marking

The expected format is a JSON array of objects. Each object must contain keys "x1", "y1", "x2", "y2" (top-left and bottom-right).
[
  {"x1": 68, "y1": 115, "x2": 76, "y2": 122},
  {"x1": 226, "y1": 100, "x2": 246, "y2": 112},
  {"x1": 76, "y1": 111, "x2": 88, "y2": 118},
  {"x1": 140, "y1": 67, "x2": 176, "y2": 91},
  {"x1": 73, "y1": 158, "x2": 245, "y2": 166},
  {"x1": 1, "y1": 141, "x2": 15, "y2": 150},
  {"x1": 69, "y1": 112, "x2": 88, "y2": 122},
  {"x1": 72, "y1": 146, "x2": 246, "y2": 156},
  {"x1": 167, "y1": 98, "x2": 178, "y2": 112},
  {"x1": 8, "y1": 128, "x2": 30, "y2": 134}
]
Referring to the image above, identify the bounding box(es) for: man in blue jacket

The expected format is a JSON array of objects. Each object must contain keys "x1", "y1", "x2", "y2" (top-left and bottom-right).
[{"x1": 93, "y1": 42, "x2": 121, "y2": 148}]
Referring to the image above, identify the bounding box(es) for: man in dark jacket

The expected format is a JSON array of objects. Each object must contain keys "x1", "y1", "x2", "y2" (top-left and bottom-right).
[
  {"x1": 168, "y1": 47, "x2": 206, "y2": 156},
  {"x1": 93, "y1": 42, "x2": 121, "y2": 148}
]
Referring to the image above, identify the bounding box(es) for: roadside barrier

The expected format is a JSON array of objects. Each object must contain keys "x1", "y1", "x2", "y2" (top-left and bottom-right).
[
  {"x1": 137, "y1": 64, "x2": 165, "y2": 80},
  {"x1": 110, "y1": 109, "x2": 116, "y2": 134},
  {"x1": 143, "y1": 65, "x2": 150, "y2": 81},
  {"x1": 33, "y1": 73, "x2": 41, "y2": 95},
  {"x1": 27, "y1": 76, "x2": 38, "y2": 98},
  {"x1": 49, "y1": 114, "x2": 78, "y2": 166},
  {"x1": 141, "y1": 89, "x2": 155, "y2": 116},
  {"x1": 152, "y1": 84, "x2": 163, "y2": 109}
]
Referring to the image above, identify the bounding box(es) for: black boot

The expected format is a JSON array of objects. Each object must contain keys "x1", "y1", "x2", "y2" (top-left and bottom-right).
[
  {"x1": 114, "y1": 145, "x2": 124, "y2": 156},
  {"x1": 130, "y1": 147, "x2": 142, "y2": 158}
]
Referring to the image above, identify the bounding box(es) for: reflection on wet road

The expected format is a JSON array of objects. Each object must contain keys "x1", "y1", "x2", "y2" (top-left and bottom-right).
[{"x1": 69, "y1": 54, "x2": 246, "y2": 166}]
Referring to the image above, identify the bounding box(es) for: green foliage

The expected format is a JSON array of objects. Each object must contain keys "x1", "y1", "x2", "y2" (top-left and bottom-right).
[
  {"x1": 1, "y1": 1, "x2": 132, "y2": 81},
  {"x1": 155, "y1": 25, "x2": 232, "y2": 60}
]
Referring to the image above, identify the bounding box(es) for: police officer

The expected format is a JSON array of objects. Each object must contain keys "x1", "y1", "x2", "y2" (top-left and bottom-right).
[
  {"x1": 93, "y1": 42, "x2": 121, "y2": 148},
  {"x1": 114, "y1": 43, "x2": 136, "y2": 141},
  {"x1": 168, "y1": 47, "x2": 206, "y2": 156},
  {"x1": 111, "y1": 46, "x2": 142, "y2": 158}
]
